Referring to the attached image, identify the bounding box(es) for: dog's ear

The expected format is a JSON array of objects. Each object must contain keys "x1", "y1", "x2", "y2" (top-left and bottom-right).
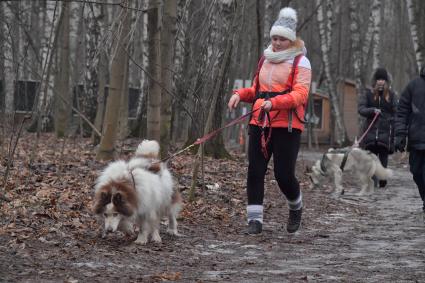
[
  {"x1": 113, "y1": 192, "x2": 134, "y2": 217},
  {"x1": 93, "y1": 191, "x2": 111, "y2": 214}
]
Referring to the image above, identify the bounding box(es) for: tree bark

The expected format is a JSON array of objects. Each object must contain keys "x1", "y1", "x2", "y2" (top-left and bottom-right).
[
  {"x1": 96, "y1": 2, "x2": 130, "y2": 161},
  {"x1": 405, "y1": 0, "x2": 424, "y2": 72},
  {"x1": 371, "y1": 0, "x2": 382, "y2": 70},
  {"x1": 91, "y1": 4, "x2": 108, "y2": 145},
  {"x1": 160, "y1": 0, "x2": 177, "y2": 157},
  {"x1": 54, "y1": 1, "x2": 71, "y2": 137},
  {"x1": 146, "y1": 0, "x2": 161, "y2": 141},
  {"x1": 316, "y1": 0, "x2": 347, "y2": 145}
]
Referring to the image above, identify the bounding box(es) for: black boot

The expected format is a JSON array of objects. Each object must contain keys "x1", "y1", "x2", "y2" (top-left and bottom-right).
[
  {"x1": 379, "y1": 180, "x2": 387, "y2": 188},
  {"x1": 247, "y1": 220, "x2": 262, "y2": 235},
  {"x1": 287, "y1": 208, "x2": 302, "y2": 233}
]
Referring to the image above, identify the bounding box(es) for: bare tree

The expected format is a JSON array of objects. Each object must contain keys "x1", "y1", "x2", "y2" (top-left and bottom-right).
[
  {"x1": 54, "y1": 1, "x2": 71, "y2": 137},
  {"x1": 146, "y1": 0, "x2": 161, "y2": 141},
  {"x1": 316, "y1": 0, "x2": 347, "y2": 145},
  {"x1": 405, "y1": 0, "x2": 424, "y2": 72},
  {"x1": 3, "y1": 1, "x2": 20, "y2": 115},
  {"x1": 91, "y1": 4, "x2": 109, "y2": 145},
  {"x1": 96, "y1": 2, "x2": 130, "y2": 161},
  {"x1": 371, "y1": 0, "x2": 382, "y2": 70},
  {"x1": 349, "y1": 0, "x2": 362, "y2": 95},
  {"x1": 160, "y1": 0, "x2": 177, "y2": 157}
]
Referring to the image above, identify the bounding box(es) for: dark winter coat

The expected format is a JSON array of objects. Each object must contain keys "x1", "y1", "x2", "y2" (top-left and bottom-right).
[
  {"x1": 358, "y1": 88, "x2": 397, "y2": 152},
  {"x1": 394, "y1": 74, "x2": 425, "y2": 151}
]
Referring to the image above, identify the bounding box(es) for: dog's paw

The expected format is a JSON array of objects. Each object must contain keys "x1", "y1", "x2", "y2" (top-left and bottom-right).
[
  {"x1": 167, "y1": 229, "x2": 181, "y2": 237},
  {"x1": 151, "y1": 233, "x2": 162, "y2": 243},
  {"x1": 134, "y1": 235, "x2": 148, "y2": 245}
]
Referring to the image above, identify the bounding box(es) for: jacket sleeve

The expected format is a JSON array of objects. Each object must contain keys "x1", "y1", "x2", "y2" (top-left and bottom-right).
[
  {"x1": 358, "y1": 89, "x2": 375, "y2": 118},
  {"x1": 234, "y1": 75, "x2": 257, "y2": 103},
  {"x1": 269, "y1": 66, "x2": 311, "y2": 110},
  {"x1": 394, "y1": 83, "x2": 412, "y2": 138}
]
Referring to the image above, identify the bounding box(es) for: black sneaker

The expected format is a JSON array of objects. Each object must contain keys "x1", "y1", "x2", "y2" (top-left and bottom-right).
[
  {"x1": 247, "y1": 220, "x2": 262, "y2": 235},
  {"x1": 287, "y1": 208, "x2": 302, "y2": 233},
  {"x1": 379, "y1": 180, "x2": 387, "y2": 188}
]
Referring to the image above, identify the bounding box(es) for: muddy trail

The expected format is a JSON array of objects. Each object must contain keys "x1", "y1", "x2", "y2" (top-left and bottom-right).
[{"x1": 0, "y1": 135, "x2": 424, "y2": 282}]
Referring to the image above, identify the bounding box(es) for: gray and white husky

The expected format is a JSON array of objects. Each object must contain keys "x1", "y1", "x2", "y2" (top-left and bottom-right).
[{"x1": 308, "y1": 147, "x2": 392, "y2": 196}]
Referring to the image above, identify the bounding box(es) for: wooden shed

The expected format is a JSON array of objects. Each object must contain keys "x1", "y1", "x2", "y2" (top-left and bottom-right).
[{"x1": 302, "y1": 79, "x2": 359, "y2": 145}]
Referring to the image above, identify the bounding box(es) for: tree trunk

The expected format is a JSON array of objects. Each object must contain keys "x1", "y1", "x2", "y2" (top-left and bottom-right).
[
  {"x1": 146, "y1": 0, "x2": 161, "y2": 141},
  {"x1": 118, "y1": 9, "x2": 131, "y2": 140},
  {"x1": 405, "y1": 0, "x2": 424, "y2": 72},
  {"x1": 54, "y1": 1, "x2": 71, "y2": 138},
  {"x1": 316, "y1": 0, "x2": 347, "y2": 145},
  {"x1": 3, "y1": 2, "x2": 20, "y2": 115},
  {"x1": 255, "y1": 0, "x2": 264, "y2": 59},
  {"x1": 160, "y1": 0, "x2": 177, "y2": 157},
  {"x1": 118, "y1": 51, "x2": 130, "y2": 139},
  {"x1": 96, "y1": 2, "x2": 130, "y2": 161},
  {"x1": 349, "y1": 0, "x2": 362, "y2": 94},
  {"x1": 371, "y1": 0, "x2": 382, "y2": 70},
  {"x1": 91, "y1": 4, "x2": 108, "y2": 145}
]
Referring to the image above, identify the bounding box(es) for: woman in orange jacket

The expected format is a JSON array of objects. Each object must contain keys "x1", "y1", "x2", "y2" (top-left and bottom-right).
[{"x1": 228, "y1": 7, "x2": 311, "y2": 235}]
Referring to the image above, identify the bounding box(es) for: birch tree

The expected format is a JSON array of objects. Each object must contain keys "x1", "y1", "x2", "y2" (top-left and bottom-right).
[
  {"x1": 3, "y1": 2, "x2": 19, "y2": 115},
  {"x1": 405, "y1": 0, "x2": 424, "y2": 72},
  {"x1": 316, "y1": 0, "x2": 347, "y2": 145},
  {"x1": 371, "y1": 0, "x2": 382, "y2": 71},
  {"x1": 349, "y1": 0, "x2": 362, "y2": 95}
]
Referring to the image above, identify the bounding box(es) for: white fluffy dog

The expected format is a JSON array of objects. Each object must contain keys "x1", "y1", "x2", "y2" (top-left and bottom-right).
[
  {"x1": 309, "y1": 147, "x2": 392, "y2": 196},
  {"x1": 93, "y1": 140, "x2": 181, "y2": 244}
]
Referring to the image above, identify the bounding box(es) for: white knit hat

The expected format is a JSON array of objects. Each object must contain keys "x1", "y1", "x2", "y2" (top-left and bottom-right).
[{"x1": 269, "y1": 7, "x2": 297, "y2": 41}]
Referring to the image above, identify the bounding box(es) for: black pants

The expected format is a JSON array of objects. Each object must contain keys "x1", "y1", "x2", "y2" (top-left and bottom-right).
[
  {"x1": 365, "y1": 144, "x2": 389, "y2": 187},
  {"x1": 247, "y1": 125, "x2": 301, "y2": 205},
  {"x1": 409, "y1": 149, "x2": 425, "y2": 209},
  {"x1": 365, "y1": 144, "x2": 389, "y2": 168}
]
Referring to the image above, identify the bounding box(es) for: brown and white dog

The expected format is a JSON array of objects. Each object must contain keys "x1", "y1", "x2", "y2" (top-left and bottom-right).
[{"x1": 93, "y1": 141, "x2": 182, "y2": 244}]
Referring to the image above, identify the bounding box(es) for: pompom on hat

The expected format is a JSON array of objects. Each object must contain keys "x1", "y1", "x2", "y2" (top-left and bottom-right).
[{"x1": 269, "y1": 7, "x2": 297, "y2": 41}]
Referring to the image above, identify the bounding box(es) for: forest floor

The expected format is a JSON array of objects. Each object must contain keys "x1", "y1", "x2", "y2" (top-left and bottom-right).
[{"x1": 0, "y1": 133, "x2": 424, "y2": 282}]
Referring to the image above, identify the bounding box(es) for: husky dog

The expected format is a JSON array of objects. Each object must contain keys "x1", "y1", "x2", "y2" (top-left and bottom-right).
[
  {"x1": 93, "y1": 141, "x2": 182, "y2": 244},
  {"x1": 309, "y1": 147, "x2": 392, "y2": 196}
]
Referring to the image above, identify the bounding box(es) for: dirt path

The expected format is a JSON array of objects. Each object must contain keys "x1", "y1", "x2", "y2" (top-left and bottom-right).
[{"x1": 1, "y1": 147, "x2": 424, "y2": 282}]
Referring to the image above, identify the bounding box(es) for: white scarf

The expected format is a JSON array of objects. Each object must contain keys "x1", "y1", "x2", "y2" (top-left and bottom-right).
[{"x1": 263, "y1": 45, "x2": 304, "y2": 63}]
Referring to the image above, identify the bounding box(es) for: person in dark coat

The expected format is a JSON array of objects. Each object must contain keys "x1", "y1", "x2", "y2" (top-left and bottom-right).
[
  {"x1": 358, "y1": 67, "x2": 397, "y2": 188},
  {"x1": 394, "y1": 65, "x2": 425, "y2": 213}
]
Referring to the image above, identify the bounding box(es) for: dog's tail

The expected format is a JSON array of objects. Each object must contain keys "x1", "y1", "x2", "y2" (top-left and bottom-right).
[
  {"x1": 135, "y1": 140, "x2": 160, "y2": 159},
  {"x1": 374, "y1": 158, "x2": 393, "y2": 180}
]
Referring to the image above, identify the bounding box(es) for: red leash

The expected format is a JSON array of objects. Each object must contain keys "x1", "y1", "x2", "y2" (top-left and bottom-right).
[
  {"x1": 160, "y1": 107, "x2": 261, "y2": 162},
  {"x1": 355, "y1": 111, "x2": 380, "y2": 146}
]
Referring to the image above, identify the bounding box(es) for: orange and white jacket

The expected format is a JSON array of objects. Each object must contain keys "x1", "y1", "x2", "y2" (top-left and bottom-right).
[{"x1": 236, "y1": 56, "x2": 312, "y2": 131}]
